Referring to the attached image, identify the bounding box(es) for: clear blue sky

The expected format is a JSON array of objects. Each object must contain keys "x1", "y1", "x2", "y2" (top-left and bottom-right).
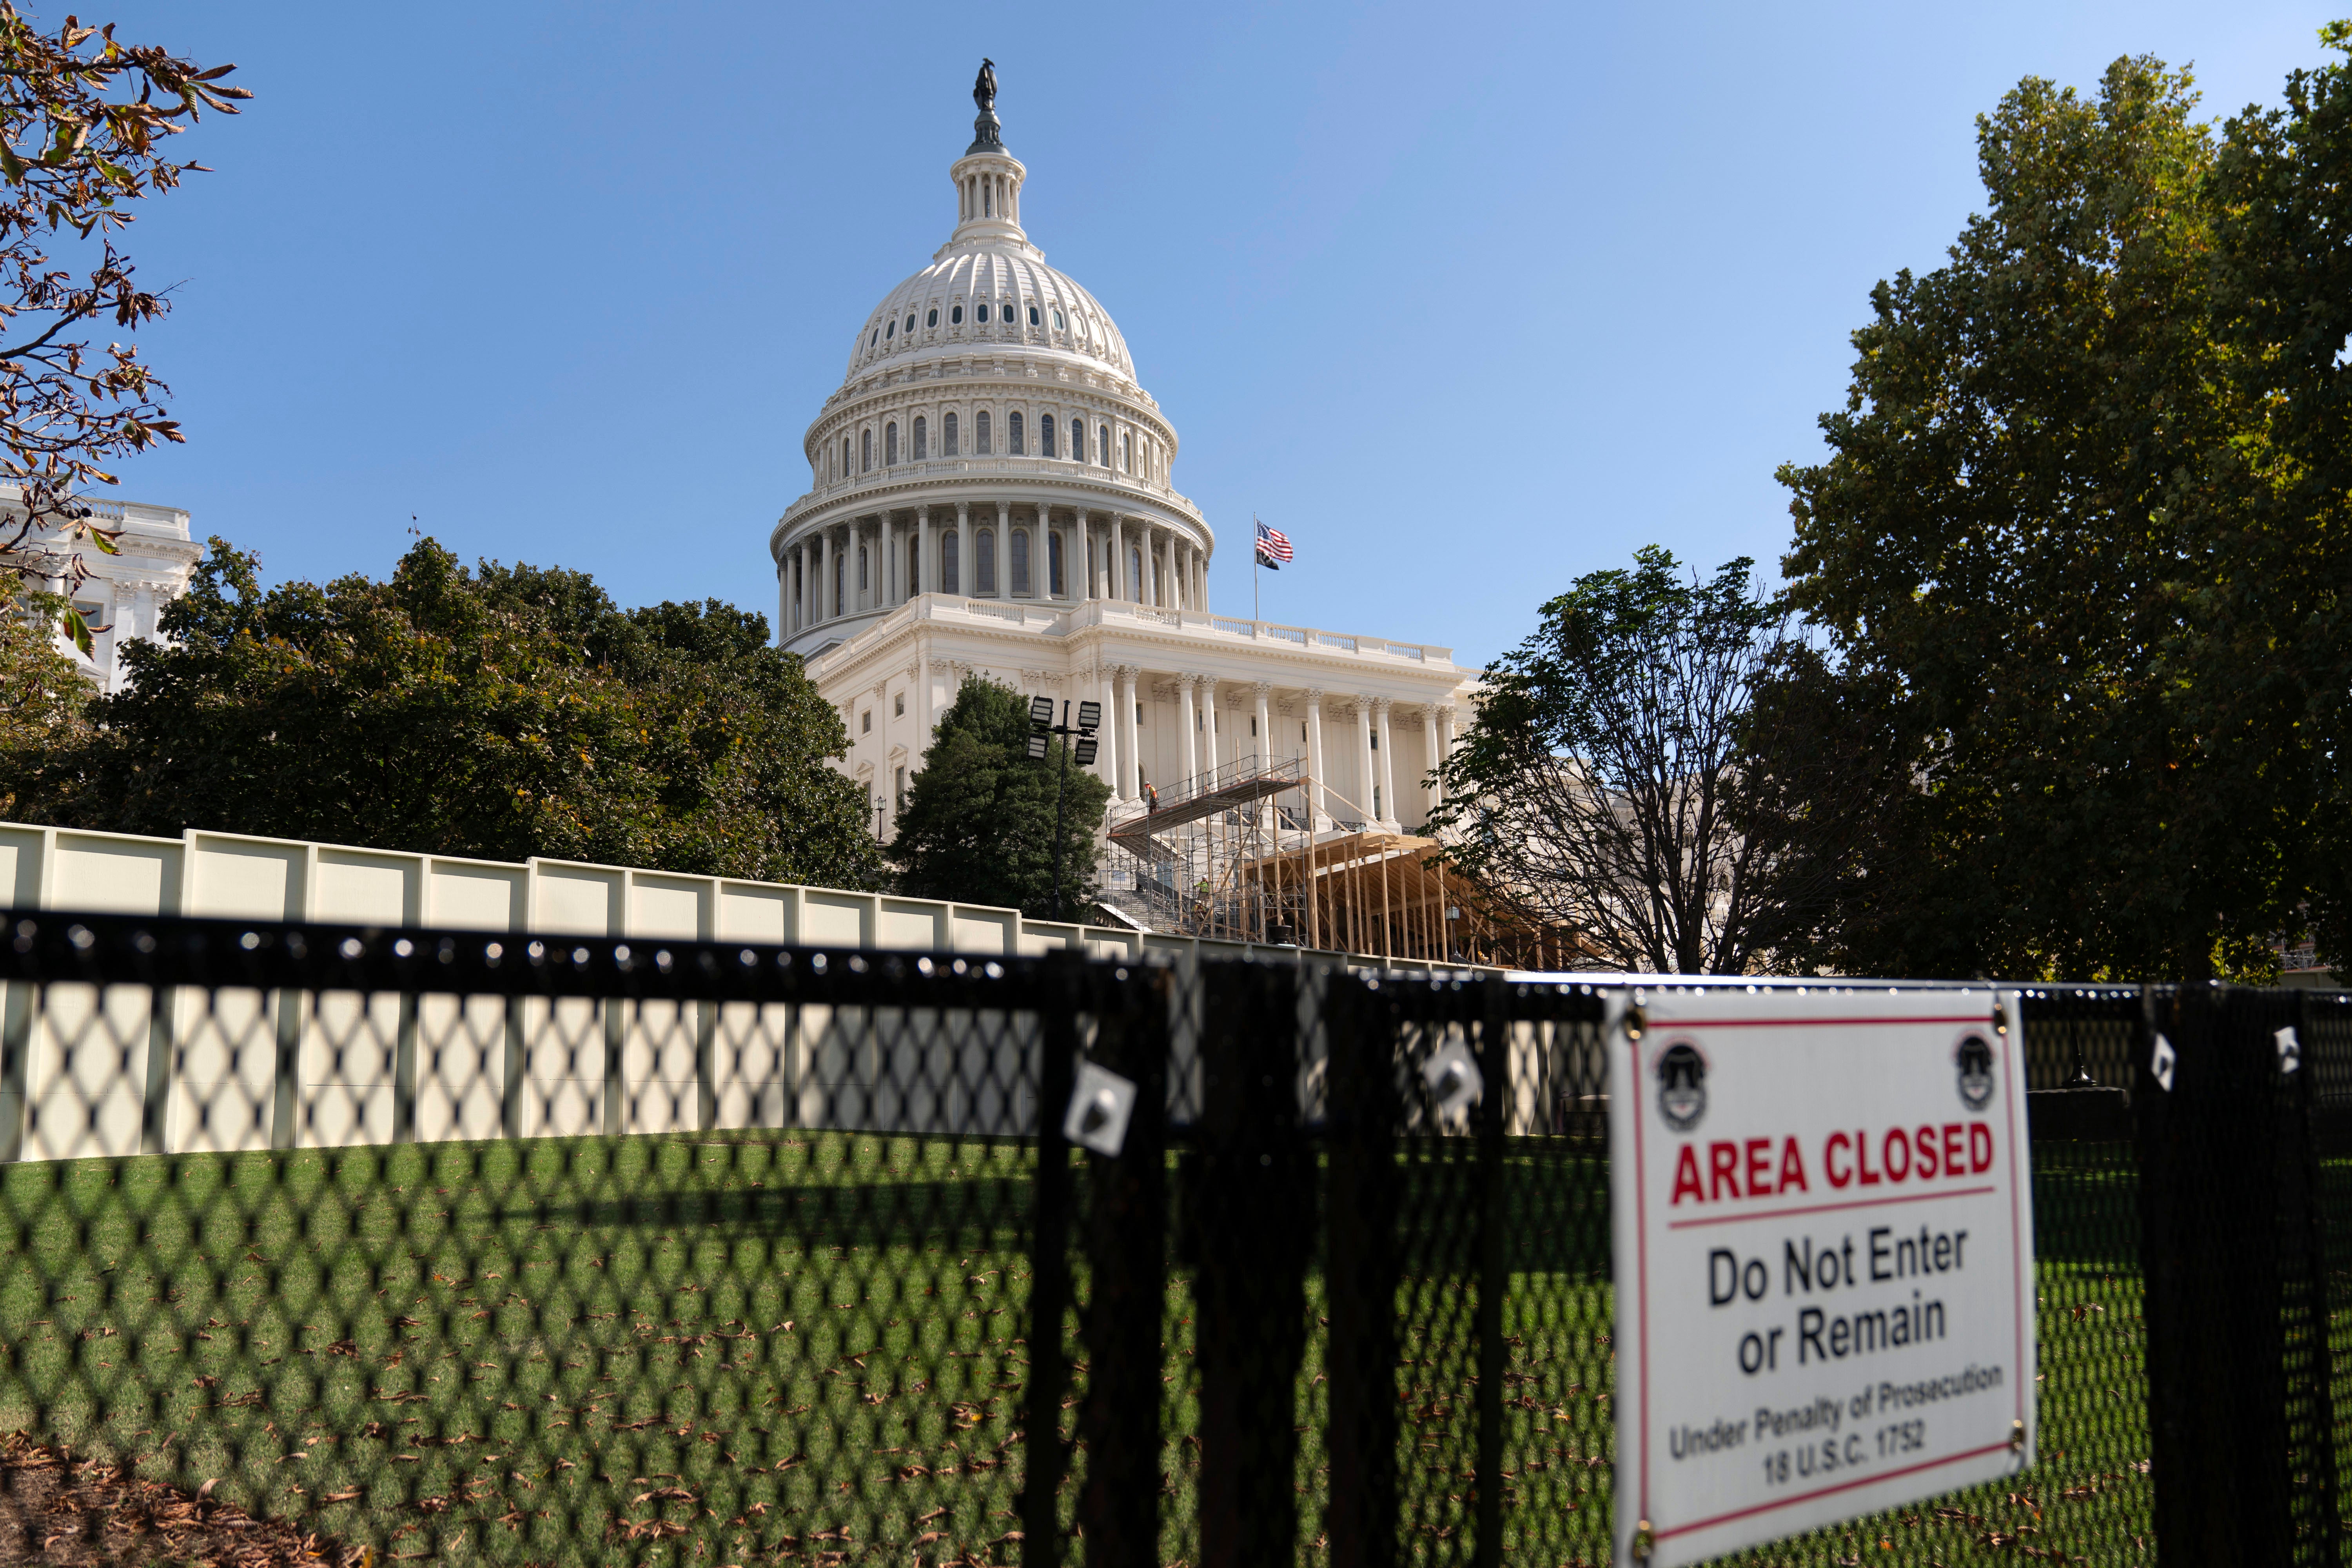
[{"x1": 89, "y1": 0, "x2": 2337, "y2": 670}]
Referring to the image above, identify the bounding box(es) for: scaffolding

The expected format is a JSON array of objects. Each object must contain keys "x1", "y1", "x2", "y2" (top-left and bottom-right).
[{"x1": 1101, "y1": 758, "x2": 1579, "y2": 965}]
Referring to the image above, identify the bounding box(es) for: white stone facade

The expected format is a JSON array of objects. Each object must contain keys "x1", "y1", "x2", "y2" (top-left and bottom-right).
[
  {"x1": 9, "y1": 490, "x2": 202, "y2": 693},
  {"x1": 775, "y1": 87, "x2": 1474, "y2": 842}
]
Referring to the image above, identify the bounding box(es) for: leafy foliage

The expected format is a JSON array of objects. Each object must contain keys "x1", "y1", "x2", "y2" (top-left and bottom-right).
[
  {"x1": 0, "y1": 572, "x2": 86, "y2": 779},
  {"x1": 1429, "y1": 547, "x2": 1873, "y2": 975},
  {"x1": 0, "y1": 537, "x2": 886, "y2": 888},
  {"x1": 0, "y1": 8, "x2": 246, "y2": 650},
  {"x1": 1779, "y1": 53, "x2": 2303, "y2": 980},
  {"x1": 891, "y1": 676, "x2": 1109, "y2": 919}
]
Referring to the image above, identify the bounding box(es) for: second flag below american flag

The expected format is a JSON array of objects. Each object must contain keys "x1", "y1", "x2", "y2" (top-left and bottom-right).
[{"x1": 1254, "y1": 519, "x2": 1294, "y2": 570}]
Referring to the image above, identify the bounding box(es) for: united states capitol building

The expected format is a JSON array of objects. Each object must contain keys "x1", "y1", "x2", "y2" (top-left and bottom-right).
[{"x1": 777, "y1": 70, "x2": 1476, "y2": 934}]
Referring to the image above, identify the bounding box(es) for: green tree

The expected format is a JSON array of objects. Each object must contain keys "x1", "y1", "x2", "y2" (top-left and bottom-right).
[
  {"x1": 0, "y1": 537, "x2": 886, "y2": 888},
  {"x1": 1778, "y1": 53, "x2": 2294, "y2": 980},
  {"x1": 0, "y1": 575, "x2": 87, "y2": 786},
  {"x1": 891, "y1": 676, "x2": 1109, "y2": 919},
  {"x1": 2202, "y1": 23, "x2": 2352, "y2": 968},
  {"x1": 1429, "y1": 547, "x2": 1871, "y2": 974}
]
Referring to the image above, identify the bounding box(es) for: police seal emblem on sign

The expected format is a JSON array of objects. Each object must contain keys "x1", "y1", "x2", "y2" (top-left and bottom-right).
[
  {"x1": 1955, "y1": 1033, "x2": 1996, "y2": 1111},
  {"x1": 1656, "y1": 1042, "x2": 1708, "y2": 1132}
]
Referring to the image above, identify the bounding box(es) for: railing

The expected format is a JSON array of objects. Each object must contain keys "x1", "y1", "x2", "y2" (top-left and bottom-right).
[
  {"x1": 780, "y1": 454, "x2": 1200, "y2": 522},
  {"x1": 1108, "y1": 755, "x2": 1305, "y2": 830}
]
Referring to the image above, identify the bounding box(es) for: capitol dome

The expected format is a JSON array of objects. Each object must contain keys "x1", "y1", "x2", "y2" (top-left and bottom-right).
[
  {"x1": 843, "y1": 247, "x2": 1135, "y2": 385},
  {"x1": 771, "y1": 74, "x2": 1210, "y2": 661}
]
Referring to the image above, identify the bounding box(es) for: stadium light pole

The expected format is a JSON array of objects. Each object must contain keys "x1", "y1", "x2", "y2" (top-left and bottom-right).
[{"x1": 1029, "y1": 697, "x2": 1102, "y2": 924}]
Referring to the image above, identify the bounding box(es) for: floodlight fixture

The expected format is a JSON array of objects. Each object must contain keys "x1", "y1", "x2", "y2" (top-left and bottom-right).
[
  {"x1": 1076, "y1": 700, "x2": 1102, "y2": 732},
  {"x1": 1073, "y1": 737, "x2": 1099, "y2": 766},
  {"x1": 1025, "y1": 733, "x2": 1051, "y2": 760},
  {"x1": 1029, "y1": 696, "x2": 1056, "y2": 728}
]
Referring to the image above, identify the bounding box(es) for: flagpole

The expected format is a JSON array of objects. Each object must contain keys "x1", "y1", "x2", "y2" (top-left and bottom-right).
[{"x1": 1253, "y1": 514, "x2": 1260, "y2": 624}]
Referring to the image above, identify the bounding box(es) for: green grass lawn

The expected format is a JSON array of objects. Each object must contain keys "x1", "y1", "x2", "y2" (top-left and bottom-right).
[{"x1": 0, "y1": 1134, "x2": 2157, "y2": 1566}]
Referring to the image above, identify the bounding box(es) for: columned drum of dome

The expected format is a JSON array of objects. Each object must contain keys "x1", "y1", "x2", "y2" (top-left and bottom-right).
[{"x1": 773, "y1": 68, "x2": 1477, "y2": 939}]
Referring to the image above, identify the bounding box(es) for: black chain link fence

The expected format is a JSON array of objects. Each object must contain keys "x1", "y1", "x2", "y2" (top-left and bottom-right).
[{"x1": 0, "y1": 910, "x2": 2347, "y2": 1566}]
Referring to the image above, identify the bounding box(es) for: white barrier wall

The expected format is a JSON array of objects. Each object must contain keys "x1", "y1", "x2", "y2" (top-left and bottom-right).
[{"x1": 0, "y1": 821, "x2": 1474, "y2": 1161}]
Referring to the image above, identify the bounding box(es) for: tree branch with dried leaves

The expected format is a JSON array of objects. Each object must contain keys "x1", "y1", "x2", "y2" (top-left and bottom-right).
[{"x1": 0, "y1": 5, "x2": 244, "y2": 653}]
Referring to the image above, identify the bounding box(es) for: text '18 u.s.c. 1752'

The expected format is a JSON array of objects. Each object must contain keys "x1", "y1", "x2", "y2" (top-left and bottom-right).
[{"x1": 1610, "y1": 988, "x2": 2037, "y2": 1567}]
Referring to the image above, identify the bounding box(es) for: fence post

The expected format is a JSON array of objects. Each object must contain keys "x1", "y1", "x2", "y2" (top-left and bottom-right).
[
  {"x1": 2138, "y1": 984, "x2": 2334, "y2": 1566},
  {"x1": 1324, "y1": 971, "x2": 1401, "y2": 1568},
  {"x1": 1018, "y1": 954, "x2": 1082, "y2": 1568},
  {"x1": 1075, "y1": 960, "x2": 1169, "y2": 1565},
  {"x1": 1192, "y1": 959, "x2": 1309, "y2": 1566},
  {"x1": 1474, "y1": 975, "x2": 1507, "y2": 1568}
]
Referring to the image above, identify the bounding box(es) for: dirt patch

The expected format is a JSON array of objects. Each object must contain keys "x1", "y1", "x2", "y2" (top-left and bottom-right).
[{"x1": 0, "y1": 1432, "x2": 363, "y2": 1565}]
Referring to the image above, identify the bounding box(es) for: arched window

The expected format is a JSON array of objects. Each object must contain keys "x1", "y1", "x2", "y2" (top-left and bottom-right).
[
  {"x1": 976, "y1": 302, "x2": 990, "y2": 323},
  {"x1": 1028, "y1": 305, "x2": 1040, "y2": 326},
  {"x1": 983, "y1": 184, "x2": 992, "y2": 216},
  {"x1": 1053, "y1": 308, "x2": 1066, "y2": 329},
  {"x1": 927, "y1": 307, "x2": 938, "y2": 327},
  {"x1": 1008, "y1": 412, "x2": 1024, "y2": 455},
  {"x1": 869, "y1": 328, "x2": 878, "y2": 346},
  {"x1": 885, "y1": 319, "x2": 895, "y2": 339},
  {"x1": 1011, "y1": 529, "x2": 1031, "y2": 595},
  {"x1": 944, "y1": 412, "x2": 959, "y2": 455},
  {"x1": 913, "y1": 416, "x2": 927, "y2": 459},
  {"x1": 951, "y1": 304, "x2": 963, "y2": 325},
  {"x1": 1130, "y1": 546, "x2": 1143, "y2": 601},
  {"x1": 1098, "y1": 425, "x2": 1111, "y2": 467},
  {"x1": 905, "y1": 313, "x2": 915, "y2": 332},
  {"x1": 862, "y1": 429, "x2": 872, "y2": 472},
  {"x1": 841, "y1": 437, "x2": 850, "y2": 477},
  {"x1": 942, "y1": 531, "x2": 960, "y2": 594},
  {"x1": 857, "y1": 545, "x2": 868, "y2": 592},
  {"x1": 976, "y1": 410, "x2": 992, "y2": 455},
  {"x1": 885, "y1": 422, "x2": 898, "y2": 465},
  {"x1": 1071, "y1": 421, "x2": 1085, "y2": 464},
  {"x1": 834, "y1": 552, "x2": 846, "y2": 616},
  {"x1": 907, "y1": 535, "x2": 921, "y2": 596},
  {"x1": 1048, "y1": 530, "x2": 1065, "y2": 596},
  {"x1": 976, "y1": 529, "x2": 998, "y2": 595},
  {"x1": 1040, "y1": 415, "x2": 1056, "y2": 458}
]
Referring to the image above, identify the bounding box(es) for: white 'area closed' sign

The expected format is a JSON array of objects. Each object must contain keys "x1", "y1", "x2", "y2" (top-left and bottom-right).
[{"x1": 1610, "y1": 988, "x2": 2037, "y2": 1566}]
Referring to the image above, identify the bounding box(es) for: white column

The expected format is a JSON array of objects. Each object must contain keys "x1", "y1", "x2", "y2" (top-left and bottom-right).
[
  {"x1": 818, "y1": 530, "x2": 834, "y2": 621},
  {"x1": 1098, "y1": 663, "x2": 1120, "y2": 790},
  {"x1": 1354, "y1": 700, "x2": 1377, "y2": 826},
  {"x1": 919, "y1": 651, "x2": 940, "y2": 751},
  {"x1": 1200, "y1": 676, "x2": 1219, "y2": 775},
  {"x1": 995, "y1": 500, "x2": 1011, "y2": 596},
  {"x1": 1374, "y1": 697, "x2": 1397, "y2": 829},
  {"x1": 955, "y1": 501, "x2": 971, "y2": 599},
  {"x1": 1253, "y1": 682, "x2": 1273, "y2": 767},
  {"x1": 887, "y1": 514, "x2": 900, "y2": 605},
  {"x1": 1178, "y1": 676, "x2": 1198, "y2": 784},
  {"x1": 1422, "y1": 707, "x2": 1441, "y2": 822},
  {"x1": 1305, "y1": 689, "x2": 1327, "y2": 828},
  {"x1": 916, "y1": 505, "x2": 931, "y2": 598},
  {"x1": 1110, "y1": 516, "x2": 1125, "y2": 600},
  {"x1": 1070, "y1": 508, "x2": 1090, "y2": 599},
  {"x1": 1118, "y1": 665, "x2": 1142, "y2": 802},
  {"x1": 1143, "y1": 526, "x2": 1160, "y2": 607},
  {"x1": 1196, "y1": 548, "x2": 1209, "y2": 613}
]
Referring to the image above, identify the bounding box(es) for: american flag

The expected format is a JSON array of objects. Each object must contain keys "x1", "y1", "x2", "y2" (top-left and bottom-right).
[{"x1": 1254, "y1": 519, "x2": 1294, "y2": 569}]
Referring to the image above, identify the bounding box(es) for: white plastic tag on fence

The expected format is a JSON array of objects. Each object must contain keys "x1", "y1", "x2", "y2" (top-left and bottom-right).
[
  {"x1": 1422, "y1": 1039, "x2": 1483, "y2": 1120},
  {"x1": 2277, "y1": 1025, "x2": 2302, "y2": 1074},
  {"x1": 1063, "y1": 1060, "x2": 1138, "y2": 1157},
  {"x1": 2151, "y1": 1033, "x2": 2176, "y2": 1092}
]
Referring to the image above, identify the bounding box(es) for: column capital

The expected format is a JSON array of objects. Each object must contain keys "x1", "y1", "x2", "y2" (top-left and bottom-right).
[
  {"x1": 955, "y1": 500, "x2": 970, "y2": 521},
  {"x1": 1252, "y1": 680, "x2": 1275, "y2": 697},
  {"x1": 1436, "y1": 703, "x2": 1458, "y2": 722},
  {"x1": 1365, "y1": 694, "x2": 1392, "y2": 713},
  {"x1": 1303, "y1": 687, "x2": 1325, "y2": 703}
]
